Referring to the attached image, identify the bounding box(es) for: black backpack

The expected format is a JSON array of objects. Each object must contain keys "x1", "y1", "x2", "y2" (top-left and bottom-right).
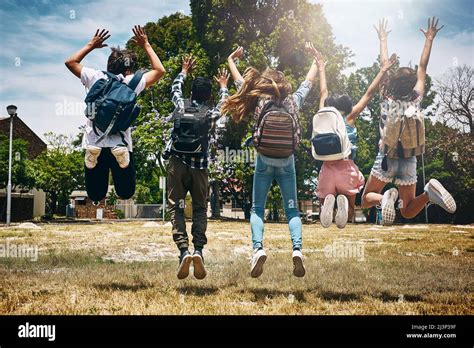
[
  {"x1": 171, "y1": 99, "x2": 210, "y2": 155},
  {"x1": 84, "y1": 71, "x2": 144, "y2": 142}
]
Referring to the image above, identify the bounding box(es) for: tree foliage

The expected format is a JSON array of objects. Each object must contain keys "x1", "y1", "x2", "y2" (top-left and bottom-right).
[
  {"x1": 0, "y1": 134, "x2": 35, "y2": 192},
  {"x1": 31, "y1": 133, "x2": 84, "y2": 215}
]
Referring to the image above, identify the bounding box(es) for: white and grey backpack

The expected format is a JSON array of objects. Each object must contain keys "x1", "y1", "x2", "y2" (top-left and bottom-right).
[{"x1": 311, "y1": 106, "x2": 352, "y2": 161}]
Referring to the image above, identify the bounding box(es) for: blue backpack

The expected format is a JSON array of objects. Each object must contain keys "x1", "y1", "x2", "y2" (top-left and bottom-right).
[{"x1": 84, "y1": 70, "x2": 144, "y2": 142}]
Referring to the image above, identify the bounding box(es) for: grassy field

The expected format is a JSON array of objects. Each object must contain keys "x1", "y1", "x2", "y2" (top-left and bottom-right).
[{"x1": 0, "y1": 220, "x2": 473, "y2": 315}]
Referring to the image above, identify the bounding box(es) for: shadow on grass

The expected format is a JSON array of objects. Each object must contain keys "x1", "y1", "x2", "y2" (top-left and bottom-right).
[
  {"x1": 375, "y1": 291, "x2": 423, "y2": 303},
  {"x1": 93, "y1": 282, "x2": 153, "y2": 292},
  {"x1": 177, "y1": 285, "x2": 219, "y2": 296},
  {"x1": 319, "y1": 290, "x2": 423, "y2": 303},
  {"x1": 245, "y1": 288, "x2": 306, "y2": 303},
  {"x1": 319, "y1": 291, "x2": 361, "y2": 302}
]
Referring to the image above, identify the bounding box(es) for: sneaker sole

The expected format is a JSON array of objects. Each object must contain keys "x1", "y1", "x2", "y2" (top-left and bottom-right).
[
  {"x1": 320, "y1": 195, "x2": 335, "y2": 228},
  {"x1": 292, "y1": 255, "x2": 305, "y2": 277},
  {"x1": 429, "y1": 179, "x2": 456, "y2": 213},
  {"x1": 250, "y1": 254, "x2": 267, "y2": 278},
  {"x1": 335, "y1": 195, "x2": 349, "y2": 229},
  {"x1": 177, "y1": 255, "x2": 193, "y2": 280},
  {"x1": 192, "y1": 254, "x2": 207, "y2": 280},
  {"x1": 382, "y1": 190, "x2": 398, "y2": 225}
]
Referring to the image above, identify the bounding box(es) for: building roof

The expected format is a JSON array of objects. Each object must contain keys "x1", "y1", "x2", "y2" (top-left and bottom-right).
[{"x1": 0, "y1": 115, "x2": 47, "y2": 159}]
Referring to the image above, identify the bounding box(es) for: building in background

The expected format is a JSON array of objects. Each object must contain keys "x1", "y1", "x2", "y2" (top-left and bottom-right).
[{"x1": 0, "y1": 115, "x2": 47, "y2": 222}]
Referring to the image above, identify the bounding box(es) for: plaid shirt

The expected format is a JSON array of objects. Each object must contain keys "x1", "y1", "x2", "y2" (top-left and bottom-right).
[{"x1": 163, "y1": 72, "x2": 229, "y2": 170}]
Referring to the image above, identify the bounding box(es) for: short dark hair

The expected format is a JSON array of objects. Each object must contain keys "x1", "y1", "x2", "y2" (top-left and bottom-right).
[
  {"x1": 107, "y1": 47, "x2": 137, "y2": 75},
  {"x1": 325, "y1": 93, "x2": 353, "y2": 115},
  {"x1": 191, "y1": 77, "x2": 212, "y2": 103}
]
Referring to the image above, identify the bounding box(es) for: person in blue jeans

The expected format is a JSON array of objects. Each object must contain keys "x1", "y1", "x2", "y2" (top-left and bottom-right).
[{"x1": 223, "y1": 44, "x2": 319, "y2": 278}]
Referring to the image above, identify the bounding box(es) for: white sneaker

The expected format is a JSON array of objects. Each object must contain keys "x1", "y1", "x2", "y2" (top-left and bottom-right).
[
  {"x1": 111, "y1": 146, "x2": 130, "y2": 169},
  {"x1": 335, "y1": 195, "x2": 349, "y2": 229},
  {"x1": 381, "y1": 188, "x2": 398, "y2": 225},
  {"x1": 320, "y1": 194, "x2": 335, "y2": 228},
  {"x1": 250, "y1": 248, "x2": 267, "y2": 278},
  {"x1": 292, "y1": 249, "x2": 305, "y2": 277},
  {"x1": 424, "y1": 179, "x2": 456, "y2": 213},
  {"x1": 85, "y1": 145, "x2": 102, "y2": 169}
]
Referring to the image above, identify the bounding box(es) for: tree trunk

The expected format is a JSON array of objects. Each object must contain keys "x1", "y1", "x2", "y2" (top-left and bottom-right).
[{"x1": 49, "y1": 192, "x2": 58, "y2": 215}]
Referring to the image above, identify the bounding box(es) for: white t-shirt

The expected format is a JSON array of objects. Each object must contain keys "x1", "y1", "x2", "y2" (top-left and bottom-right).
[{"x1": 80, "y1": 67, "x2": 147, "y2": 152}]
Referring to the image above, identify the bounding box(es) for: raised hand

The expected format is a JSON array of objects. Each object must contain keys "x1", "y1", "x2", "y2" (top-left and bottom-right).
[
  {"x1": 89, "y1": 29, "x2": 110, "y2": 49},
  {"x1": 381, "y1": 53, "x2": 397, "y2": 72},
  {"x1": 305, "y1": 42, "x2": 326, "y2": 70},
  {"x1": 420, "y1": 17, "x2": 444, "y2": 40},
  {"x1": 374, "y1": 18, "x2": 391, "y2": 40},
  {"x1": 228, "y1": 46, "x2": 244, "y2": 60},
  {"x1": 182, "y1": 54, "x2": 196, "y2": 75},
  {"x1": 214, "y1": 67, "x2": 230, "y2": 88},
  {"x1": 131, "y1": 25, "x2": 149, "y2": 47}
]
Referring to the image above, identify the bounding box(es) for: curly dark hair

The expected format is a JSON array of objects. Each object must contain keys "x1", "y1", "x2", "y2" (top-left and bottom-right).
[{"x1": 384, "y1": 67, "x2": 418, "y2": 100}]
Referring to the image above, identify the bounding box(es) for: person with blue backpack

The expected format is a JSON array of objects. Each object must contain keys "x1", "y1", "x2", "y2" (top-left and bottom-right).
[
  {"x1": 65, "y1": 26, "x2": 165, "y2": 203},
  {"x1": 307, "y1": 43, "x2": 397, "y2": 229},
  {"x1": 222, "y1": 44, "x2": 319, "y2": 279},
  {"x1": 163, "y1": 54, "x2": 230, "y2": 280}
]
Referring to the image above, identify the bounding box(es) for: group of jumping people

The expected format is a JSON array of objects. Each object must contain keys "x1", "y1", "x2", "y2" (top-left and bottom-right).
[{"x1": 65, "y1": 17, "x2": 456, "y2": 280}]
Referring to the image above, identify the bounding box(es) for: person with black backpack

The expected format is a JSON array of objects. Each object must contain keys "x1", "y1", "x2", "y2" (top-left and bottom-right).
[
  {"x1": 361, "y1": 18, "x2": 456, "y2": 225},
  {"x1": 65, "y1": 26, "x2": 165, "y2": 203},
  {"x1": 163, "y1": 54, "x2": 230, "y2": 280},
  {"x1": 222, "y1": 44, "x2": 319, "y2": 279}
]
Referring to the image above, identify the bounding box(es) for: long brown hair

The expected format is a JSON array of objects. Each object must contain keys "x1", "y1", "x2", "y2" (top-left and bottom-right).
[{"x1": 222, "y1": 67, "x2": 292, "y2": 123}]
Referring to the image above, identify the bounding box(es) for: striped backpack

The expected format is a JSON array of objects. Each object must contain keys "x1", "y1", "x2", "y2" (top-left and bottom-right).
[{"x1": 252, "y1": 98, "x2": 301, "y2": 158}]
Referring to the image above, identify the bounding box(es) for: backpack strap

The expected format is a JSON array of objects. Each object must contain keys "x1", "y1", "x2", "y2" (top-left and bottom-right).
[
  {"x1": 96, "y1": 103, "x2": 124, "y2": 143},
  {"x1": 128, "y1": 70, "x2": 145, "y2": 91},
  {"x1": 103, "y1": 71, "x2": 120, "y2": 81}
]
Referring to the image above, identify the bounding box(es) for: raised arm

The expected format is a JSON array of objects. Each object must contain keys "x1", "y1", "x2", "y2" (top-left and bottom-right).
[
  {"x1": 347, "y1": 53, "x2": 397, "y2": 125},
  {"x1": 171, "y1": 54, "x2": 196, "y2": 111},
  {"x1": 131, "y1": 25, "x2": 165, "y2": 88},
  {"x1": 209, "y1": 68, "x2": 231, "y2": 129},
  {"x1": 227, "y1": 46, "x2": 244, "y2": 85},
  {"x1": 305, "y1": 43, "x2": 327, "y2": 109},
  {"x1": 304, "y1": 43, "x2": 319, "y2": 85},
  {"x1": 374, "y1": 19, "x2": 390, "y2": 65},
  {"x1": 414, "y1": 17, "x2": 444, "y2": 95},
  {"x1": 65, "y1": 29, "x2": 110, "y2": 78}
]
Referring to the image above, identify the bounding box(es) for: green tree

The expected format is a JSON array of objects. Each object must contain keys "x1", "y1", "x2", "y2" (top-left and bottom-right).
[
  {"x1": 31, "y1": 133, "x2": 84, "y2": 215},
  {"x1": 0, "y1": 134, "x2": 35, "y2": 192},
  {"x1": 189, "y1": 0, "x2": 352, "y2": 216}
]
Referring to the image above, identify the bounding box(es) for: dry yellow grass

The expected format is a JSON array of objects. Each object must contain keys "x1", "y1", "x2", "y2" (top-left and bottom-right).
[{"x1": 0, "y1": 220, "x2": 473, "y2": 315}]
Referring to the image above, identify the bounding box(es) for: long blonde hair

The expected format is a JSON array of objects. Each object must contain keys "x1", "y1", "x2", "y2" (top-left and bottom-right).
[{"x1": 222, "y1": 67, "x2": 292, "y2": 123}]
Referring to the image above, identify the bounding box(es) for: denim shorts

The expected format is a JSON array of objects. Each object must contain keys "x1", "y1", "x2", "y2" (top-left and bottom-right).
[{"x1": 371, "y1": 151, "x2": 417, "y2": 186}]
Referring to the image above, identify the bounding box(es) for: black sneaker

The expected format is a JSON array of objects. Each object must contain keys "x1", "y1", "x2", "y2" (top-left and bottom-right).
[
  {"x1": 192, "y1": 250, "x2": 207, "y2": 280},
  {"x1": 177, "y1": 250, "x2": 192, "y2": 280}
]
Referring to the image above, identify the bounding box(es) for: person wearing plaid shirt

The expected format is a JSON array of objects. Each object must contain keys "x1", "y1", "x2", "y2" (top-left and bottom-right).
[{"x1": 164, "y1": 54, "x2": 230, "y2": 280}]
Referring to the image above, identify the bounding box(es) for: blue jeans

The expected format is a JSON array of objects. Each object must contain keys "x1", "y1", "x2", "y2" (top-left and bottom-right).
[{"x1": 251, "y1": 154, "x2": 302, "y2": 250}]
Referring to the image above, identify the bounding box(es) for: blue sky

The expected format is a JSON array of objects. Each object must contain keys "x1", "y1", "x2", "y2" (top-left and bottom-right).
[{"x1": 0, "y1": 0, "x2": 472, "y2": 140}]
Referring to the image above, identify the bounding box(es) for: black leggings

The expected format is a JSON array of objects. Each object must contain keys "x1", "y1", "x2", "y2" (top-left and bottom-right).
[{"x1": 84, "y1": 148, "x2": 136, "y2": 202}]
